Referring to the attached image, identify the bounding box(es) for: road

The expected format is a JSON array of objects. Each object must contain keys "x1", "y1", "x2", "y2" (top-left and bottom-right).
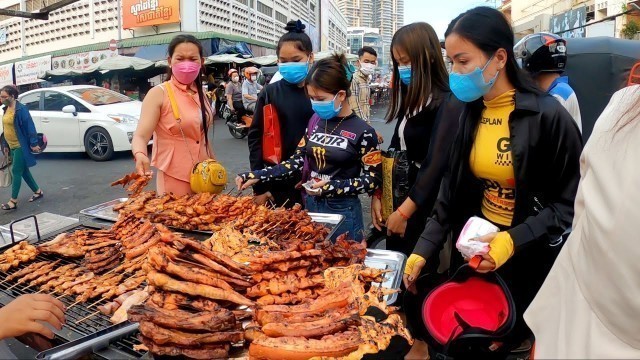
[{"x1": 0, "y1": 105, "x2": 394, "y2": 228}]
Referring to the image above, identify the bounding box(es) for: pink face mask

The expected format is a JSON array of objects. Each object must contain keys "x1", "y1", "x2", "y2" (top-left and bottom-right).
[{"x1": 172, "y1": 61, "x2": 201, "y2": 85}]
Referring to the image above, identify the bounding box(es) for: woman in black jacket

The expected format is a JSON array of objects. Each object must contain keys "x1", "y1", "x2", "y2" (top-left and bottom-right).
[
  {"x1": 403, "y1": 7, "x2": 582, "y2": 357},
  {"x1": 371, "y1": 22, "x2": 463, "y2": 259},
  {"x1": 248, "y1": 20, "x2": 315, "y2": 207}
]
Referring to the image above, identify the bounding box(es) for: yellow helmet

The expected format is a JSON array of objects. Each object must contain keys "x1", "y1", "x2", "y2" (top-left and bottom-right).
[{"x1": 190, "y1": 160, "x2": 227, "y2": 194}]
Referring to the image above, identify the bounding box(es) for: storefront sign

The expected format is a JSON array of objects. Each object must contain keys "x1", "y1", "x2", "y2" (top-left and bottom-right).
[
  {"x1": 52, "y1": 50, "x2": 118, "y2": 71},
  {"x1": 15, "y1": 55, "x2": 51, "y2": 86},
  {"x1": 0, "y1": 64, "x2": 13, "y2": 87},
  {"x1": 0, "y1": 28, "x2": 7, "y2": 45},
  {"x1": 122, "y1": 0, "x2": 180, "y2": 29},
  {"x1": 550, "y1": 6, "x2": 587, "y2": 39}
]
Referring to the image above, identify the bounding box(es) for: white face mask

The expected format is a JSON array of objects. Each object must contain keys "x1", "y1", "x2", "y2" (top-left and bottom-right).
[
  {"x1": 251, "y1": 75, "x2": 257, "y2": 81},
  {"x1": 232, "y1": 76, "x2": 239, "y2": 83},
  {"x1": 360, "y1": 63, "x2": 376, "y2": 75}
]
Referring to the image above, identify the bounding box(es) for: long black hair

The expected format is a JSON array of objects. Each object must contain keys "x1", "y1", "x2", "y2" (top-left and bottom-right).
[
  {"x1": 167, "y1": 34, "x2": 213, "y2": 149},
  {"x1": 277, "y1": 20, "x2": 313, "y2": 56},
  {"x1": 445, "y1": 6, "x2": 542, "y2": 95},
  {"x1": 1, "y1": 85, "x2": 18, "y2": 99},
  {"x1": 387, "y1": 22, "x2": 450, "y2": 123}
]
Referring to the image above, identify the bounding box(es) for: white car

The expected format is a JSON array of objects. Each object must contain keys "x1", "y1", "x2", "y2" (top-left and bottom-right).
[{"x1": 16, "y1": 85, "x2": 143, "y2": 161}]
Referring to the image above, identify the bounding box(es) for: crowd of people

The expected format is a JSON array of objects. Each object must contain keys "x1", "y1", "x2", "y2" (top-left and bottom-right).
[{"x1": 0, "y1": 5, "x2": 638, "y2": 360}]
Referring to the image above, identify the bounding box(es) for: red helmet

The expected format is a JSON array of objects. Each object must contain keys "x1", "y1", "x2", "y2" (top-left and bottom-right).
[
  {"x1": 421, "y1": 265, "x2": 515, "y2": 356},
  {"x1": 243, "y1": 66, "x2": 260, "y2": 79},
  {"x1": 228, "y1": 69, "x2": 238, "y2": 77}
]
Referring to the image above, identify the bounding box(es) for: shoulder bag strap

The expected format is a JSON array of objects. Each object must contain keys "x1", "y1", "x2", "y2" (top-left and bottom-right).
[{"x1": 164, "y1": 82, "x2": 196, "y2": 166}]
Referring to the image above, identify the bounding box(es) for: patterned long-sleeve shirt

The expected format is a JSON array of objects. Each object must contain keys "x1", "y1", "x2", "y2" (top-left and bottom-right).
[
  {"x1": 348, "y1": 71, "x2": 371, "y2": 123},
  {"x1": 240, "y1": 113, "x2": 382, "y2": 197}
]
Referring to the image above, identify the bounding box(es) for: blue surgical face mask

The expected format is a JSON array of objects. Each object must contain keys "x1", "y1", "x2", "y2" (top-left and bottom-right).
[
  {"x1": 278, "y1": 59, "x2": 310, "y2": 84},
  {"x1": 449, "y1": 56, "x2": 499, "y2": 103},
  {"x1": 311, "y1": 93, "x2": 342, "y2": 120},
  {"x1": 398, "y1": 65, "x2": 411, "y2": 85}
]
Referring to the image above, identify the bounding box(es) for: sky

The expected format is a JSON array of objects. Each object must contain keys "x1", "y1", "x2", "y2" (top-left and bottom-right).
[{"x1": 404, "y1": 0, "x2": 500, "y2": 39}]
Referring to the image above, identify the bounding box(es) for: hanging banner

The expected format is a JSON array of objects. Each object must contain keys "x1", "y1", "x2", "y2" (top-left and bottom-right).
[
  {"x1": 0, "y1": 64, "x2": 13, "y2": 87},
  {"x1": 15, "y1": 55, "x2": 51, "y2": 86},
  {"x1": 52, "y1": 50, "x2": 118, "y2": 71},
  {"x1": 122, "y1": 0, "x2": 181, "y2": 29}
]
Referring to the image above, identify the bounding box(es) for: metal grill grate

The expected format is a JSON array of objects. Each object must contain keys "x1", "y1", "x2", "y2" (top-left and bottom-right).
[{"x1": 0, "y1": 225, "x2": 145, "y2": 359}]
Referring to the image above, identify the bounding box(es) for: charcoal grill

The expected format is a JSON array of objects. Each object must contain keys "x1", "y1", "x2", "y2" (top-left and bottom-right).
[{"x1": 0, "y1": 224, "x2": 146, "y2": 359}]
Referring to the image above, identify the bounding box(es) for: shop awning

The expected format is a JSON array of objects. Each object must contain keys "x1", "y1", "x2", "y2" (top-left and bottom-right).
[
  {"x1": 0, "y1": 31, "x2": 276, "y2": 67},
  {"x1": 314, "y1": 51, "x2": 358, "y2": 62},
  {"x1": 41, "y1": 55, "x2": 155, "y2": 78}
]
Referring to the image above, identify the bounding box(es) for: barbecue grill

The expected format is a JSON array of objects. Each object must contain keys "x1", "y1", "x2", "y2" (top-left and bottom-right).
[{"x1": 0, "y1": 224, "x2": 146, "y2": 360}]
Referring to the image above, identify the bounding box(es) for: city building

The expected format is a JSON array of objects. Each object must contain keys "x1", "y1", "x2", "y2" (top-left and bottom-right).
[
  {"x1": 321, "y1": 0, "x2": 349, "y2": 52},
  {"x1": 0, "y1": 0, "x2": 320, "y2": 87},
  {"x1": 508, "y1": 0, "x2": 639, "y2": 39},
  {"x1": 336, "y1": 0, "x2": 403, "y2": 71},
  {"x1": 347, "y1": 26, "x2": 383, "y2": 60}
]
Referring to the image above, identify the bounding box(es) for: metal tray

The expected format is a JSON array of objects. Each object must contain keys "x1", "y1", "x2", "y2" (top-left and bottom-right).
[
  {"x1": 35, "y1": 322, "x2": 139, "y2": 360},
  {"x1": 79, "y1": 198, "x2": 127, "y2": 222},
  {"x1": 0, "y1": 226, "x2": 28, "y2": 248},
  {"x1": 80, "y1": 199, "x2": 345, "y2": 239},
  {"x1": 364, "y1": 249, "x2": 407, "y2": 305}
]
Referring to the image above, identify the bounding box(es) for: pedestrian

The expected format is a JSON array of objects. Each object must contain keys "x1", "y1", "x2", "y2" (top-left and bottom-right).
[
  {"x1": 1, "y1": 85, "x2": 44, "y2": 211},
  {"x1": 247, "y1": 20, "x2": 315, "y2": 207},
  {"x1": 403, "y1": 7, "x2": 582, "y2": 358},
  {"x1": 0, "y1": 294, "x2": 65, "y2": 339},
  {"x1": 525, "y1": 84, "x2": 640, "y2": 358},
  {"x1": 237, "y1": 53, "x2": 382, "y2": 243},
  {"x1": 372, "y1": 22, "x2": 463, "y2": 259},
  {"x1": 242, "y1": 67, "x2": 263, "y2": 113},
  {"x1": 514, "y1": 32, "x2": 582, "y2": 132},
  {"x1": 225, "y1": 69, "x2": 245, "y2": 118},
  {"x1": 131, "y1": 34, "x2": 215, "y2": 196},
  {"x1": 349, "y1": 46, "x2": 376, "y2": 124}
]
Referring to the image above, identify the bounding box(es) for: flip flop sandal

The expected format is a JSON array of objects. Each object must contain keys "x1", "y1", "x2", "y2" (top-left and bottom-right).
[
  {"x1": 29, "y1": 191, "x2": 44, "y2": 202},
  {"x1": 1, "y1": 200, "x2": 17, "y2": 211}
]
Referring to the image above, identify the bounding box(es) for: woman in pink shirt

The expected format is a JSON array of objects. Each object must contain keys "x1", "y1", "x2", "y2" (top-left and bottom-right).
[{"x1": 132, "y1": 35, "x2": 214, "y2": 196}]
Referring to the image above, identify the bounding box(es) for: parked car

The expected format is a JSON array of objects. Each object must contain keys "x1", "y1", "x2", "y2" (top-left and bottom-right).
[{"x1": 13, "y1": 85, "x2": 143, "y2": 161}]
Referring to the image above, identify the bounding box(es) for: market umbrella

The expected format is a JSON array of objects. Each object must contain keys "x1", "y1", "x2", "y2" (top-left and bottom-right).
[
  {"x1": 564, "y1": 37, "x2": 640, "y2": 141},
  {"x1": 249, "y1": 55, "x2": 278, "y2": 66},
  {"x1": 43, "y1": 68, "x2": 86, "y2": 78},
  {"x1": 314, "y1": 51, "x2": 358, "y2": 62},
  {"x1": 155, "y1": 58, "x2": 215, "y2": 67},
  {"x1": 207, "y1": 54, "x2": 251, "y2": 64}
]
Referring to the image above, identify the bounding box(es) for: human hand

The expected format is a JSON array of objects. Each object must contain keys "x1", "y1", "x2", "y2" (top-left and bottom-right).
[
  {"x1": 0, "y1": 294, "x2": 65, "y2": 340},
  {"x1": 371, "y1": 196, "x2": 383, "y2": 231},
  {"x1": 403, "y1": 254, "x2": 426, "y2": 295},
  {"x1": 306, "y1": 180, "x2": 328, "y2": 196},
  {"x1": 253, "y1": 192, "x2": 274, "y2": 205},
  {"x1": 236, "y1": 175, "x2": 259, "y2": 191},
  {"x1": 386, "y1": 210, "x2": 408, "y2": 237},
  {"x1": 134, "y1": 153, "x2": 152, "y2": 177},
  {"x1": 468, "y1": 232, "x2": 498, "y2": 273},
  {"x1": 30, "y1": 145, "x2": 41, "y2": 153},
  {"x1": 376, "y1": 131, "x2": 384, "y2": 144}
]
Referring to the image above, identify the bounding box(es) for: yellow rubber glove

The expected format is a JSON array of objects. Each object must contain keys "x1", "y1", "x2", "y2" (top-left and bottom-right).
[
  {"x1": 404, "y1": 254, "x2": 426, "y2": 276},
  {"x1": 487, "y1": 231, "x2": 515, "y2": 270}
]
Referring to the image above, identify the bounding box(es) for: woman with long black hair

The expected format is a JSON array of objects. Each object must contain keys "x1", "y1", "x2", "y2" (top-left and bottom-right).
[
  {"x1": 131, "y1": 34, "x2": 214, "y2": 196},
  {"x1": 403, "y1": 7, "x2": 582, "y2": 358},
  {"x1": 371, "y1": 22, "x2": 463, "y2": 259}
]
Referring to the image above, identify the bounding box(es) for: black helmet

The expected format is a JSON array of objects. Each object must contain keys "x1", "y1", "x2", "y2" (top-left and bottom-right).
[{"x1": 514, "y1": 32, "x2": 567, "y2": 74}]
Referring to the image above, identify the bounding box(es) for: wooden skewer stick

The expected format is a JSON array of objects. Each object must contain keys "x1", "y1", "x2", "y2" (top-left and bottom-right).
[
  {"x1": 67, "y1": 298, "x2": 84, "y2": 309},
  {"x1": 86, "y1": 298, "x2": 104, "y2": 309},
  {"x1": 6, "y1": 281, "x2": 25, "y2": 290},
  {"x1": 280, "y1": 199, "x2": 290, "y2": 209},
  {"x1": 55, "y1": 293, "x2": 67, "y2": 299},
  {"x1": 75, "y1": 310, "x2": 101, "y2": 325}
]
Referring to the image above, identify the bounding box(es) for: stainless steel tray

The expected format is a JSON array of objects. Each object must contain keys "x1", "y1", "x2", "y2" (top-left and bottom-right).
[
  {"x1": 80, "y1": 199, "x2": 344, "y2": 239},
  {"x1": 79, "y1": 198, "x2": 126, "y2": 222},
  {"x1": 364, "y1": 249, "x2": 407, "y2": 305},
  {"x1": 0, "y1": 226, "x2": 29, "y2": 249}
]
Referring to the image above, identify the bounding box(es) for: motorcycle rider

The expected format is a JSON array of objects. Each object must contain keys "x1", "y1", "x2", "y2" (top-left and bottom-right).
[
  {"x1": 514, "y1": 32, "x2": 582, "y2": 132},
  {"x1": 242, "y1": 67, "x2": 263, "y2": 113},
  {"x1": 225, "y1": 68, "x2": 245, "y2": 118}
]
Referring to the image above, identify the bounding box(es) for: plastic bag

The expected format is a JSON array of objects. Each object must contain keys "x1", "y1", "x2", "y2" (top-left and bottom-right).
[{"x1": 456, "y1": 217, "x2": 498, "y2": 259}]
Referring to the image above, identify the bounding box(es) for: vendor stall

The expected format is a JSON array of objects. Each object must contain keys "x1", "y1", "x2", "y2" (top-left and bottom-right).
[{"x1": 0, "y1": 173, "x2": 410, "y2": 360}]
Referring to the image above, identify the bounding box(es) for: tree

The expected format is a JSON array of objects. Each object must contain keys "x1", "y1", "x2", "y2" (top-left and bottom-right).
[{"x1": 621, "y1": 20, "x2": 640, "y2": 39}]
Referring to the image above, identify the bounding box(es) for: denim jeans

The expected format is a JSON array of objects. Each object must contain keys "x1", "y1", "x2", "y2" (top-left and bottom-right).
[{"x1": 305, "y1": 196, "x2": 365, "y2": 242}]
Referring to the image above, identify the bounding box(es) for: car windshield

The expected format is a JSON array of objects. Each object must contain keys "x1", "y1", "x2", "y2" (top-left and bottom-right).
[{"x1": 68, "y1": 88, "x2": 133, "y2": 106}]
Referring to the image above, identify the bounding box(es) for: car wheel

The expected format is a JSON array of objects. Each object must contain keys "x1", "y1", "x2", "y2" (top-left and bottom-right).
[{"x1": 84, "y1": 127, "x2": 114, "y2": 161}]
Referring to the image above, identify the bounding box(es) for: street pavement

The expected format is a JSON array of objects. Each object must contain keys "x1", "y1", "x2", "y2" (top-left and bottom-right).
[{"x1": 0, "y1": 104, "x2": 394, "y2": 229}]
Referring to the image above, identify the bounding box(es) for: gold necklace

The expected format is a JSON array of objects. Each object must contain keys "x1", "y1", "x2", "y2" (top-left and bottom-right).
[{"x1": 323, "y1": 115, "x2": 348, "y2": 145}]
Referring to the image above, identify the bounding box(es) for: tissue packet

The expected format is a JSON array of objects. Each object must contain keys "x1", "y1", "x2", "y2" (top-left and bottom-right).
[{"x1": 456, "y1": 217, "x2": 498, "y2": 258}]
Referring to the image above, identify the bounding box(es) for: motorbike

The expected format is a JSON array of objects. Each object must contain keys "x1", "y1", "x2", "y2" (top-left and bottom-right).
[{"x1": 221, "y1": 104, "x2": 253, "y2": 139}]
